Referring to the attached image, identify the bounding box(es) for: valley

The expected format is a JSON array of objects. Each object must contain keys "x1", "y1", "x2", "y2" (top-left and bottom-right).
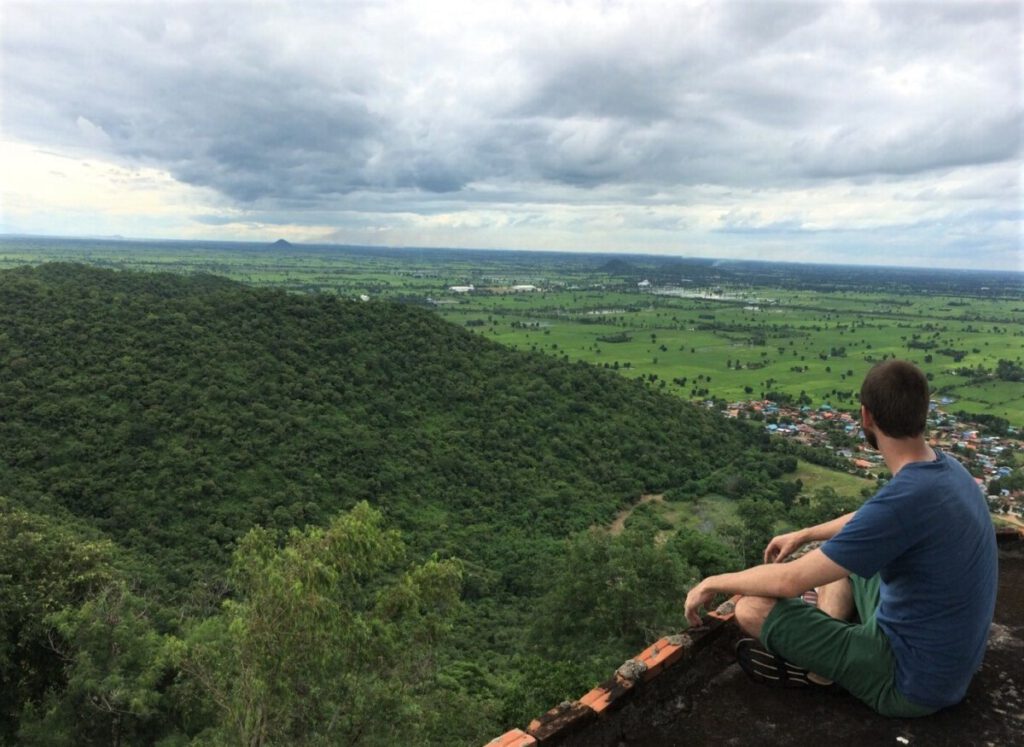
[{"x1": 0, "y1": 243, "x2": 1020, "y2": 744}]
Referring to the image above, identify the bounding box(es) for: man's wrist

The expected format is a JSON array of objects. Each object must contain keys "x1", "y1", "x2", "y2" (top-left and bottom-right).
[
  {"x1": 702, "y1": 573, "x2": 728, "y2": 596},
  {"x1": 803, "y1": 526, "x2": 826, "y2": 544}
]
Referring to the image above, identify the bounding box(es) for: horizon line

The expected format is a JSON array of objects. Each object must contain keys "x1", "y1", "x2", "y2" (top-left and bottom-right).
[{"x1": 1, "y1": 230, "x2": 1021, "y2": 276}]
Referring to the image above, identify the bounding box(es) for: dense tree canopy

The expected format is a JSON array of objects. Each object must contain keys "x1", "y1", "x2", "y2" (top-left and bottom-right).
[
  {"x1": 0, "y1": 264, "x2": 827, "y2": 743},
  {"x1": 0, "y1": 264, "x2": 751, "y2": 590}
]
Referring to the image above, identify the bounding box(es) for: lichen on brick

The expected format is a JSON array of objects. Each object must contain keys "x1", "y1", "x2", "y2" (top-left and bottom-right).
[
  {"x1": 714, "y1": 599, "x2": 736, "y2": 616},
  {"x1": 616, "y1": 658, "x2": 648, "y2": 682}
]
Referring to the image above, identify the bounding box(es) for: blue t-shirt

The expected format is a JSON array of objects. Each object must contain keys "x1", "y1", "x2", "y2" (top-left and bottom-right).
[{"x1": 821, "y1": 450, "x2": 998, "y2": 709}]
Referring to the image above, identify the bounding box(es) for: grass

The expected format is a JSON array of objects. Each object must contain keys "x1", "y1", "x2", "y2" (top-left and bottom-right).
[
  {"x1": 688, "y1": 493, "x2": 741, "y2": 533},
  {"x1": 623, "y1": 493, "x2": 741, "y2": 538},
  {"x1": 793, "y1": 460, "x2": 875, "y2": 497},
  {"x1": 610, "y1": 461, "x2": 877, "y2": 545}
]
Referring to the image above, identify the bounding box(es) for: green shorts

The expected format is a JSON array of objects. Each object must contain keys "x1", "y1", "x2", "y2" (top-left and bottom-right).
[{"x1": 760, "y1": 574, "x2": 936, "y2": 718}]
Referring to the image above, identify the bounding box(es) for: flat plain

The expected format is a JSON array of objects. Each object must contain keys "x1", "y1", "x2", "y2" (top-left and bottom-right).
[{"x1": 3, "y1": 236, "x2": 1021, "y2": 425}]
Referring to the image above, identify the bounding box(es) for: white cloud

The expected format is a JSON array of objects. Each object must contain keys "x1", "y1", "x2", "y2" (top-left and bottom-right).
[
  {"x1": 0, "y1": 141, "x2": 221, "y2": 233},
  {"x1": 75, "y1": 116, "x2": 112, "y2": 148},
  {"x1": 0, "y1": 0, "x2": 1020, "y2": 269}
]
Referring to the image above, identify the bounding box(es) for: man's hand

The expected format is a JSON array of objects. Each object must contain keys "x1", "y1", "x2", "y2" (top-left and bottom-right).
[
  {"x1": 763, "y1": 529, "x2": 807, "y2": 564},
  {"x1": 684, "y1": 579, "x2": 716, "y2": 627}
]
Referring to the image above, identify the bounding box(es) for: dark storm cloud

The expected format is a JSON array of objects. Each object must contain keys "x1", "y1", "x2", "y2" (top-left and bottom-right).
[
  {"x1": 514, "y1": 56, "x2": 679, "y2": 123},
  {"x1": 2, "y1": 0, "x2": 1019, "y2": 227},
  {"x1": 2, "y1": 3, "x2": 471, "y2": 202},
  {"x1": 148, "y1": 74, "x2": 382, "y2": 201}
]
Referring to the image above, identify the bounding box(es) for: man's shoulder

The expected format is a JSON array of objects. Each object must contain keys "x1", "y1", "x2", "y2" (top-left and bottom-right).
[{"x1": 875, "y1": 452, "x2": 973, "y2": 506}]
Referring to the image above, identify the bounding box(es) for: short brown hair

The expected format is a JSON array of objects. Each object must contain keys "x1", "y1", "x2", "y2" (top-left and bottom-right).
[{"x1": 860, "y1": 360, "x2": 930, "y2": 438}]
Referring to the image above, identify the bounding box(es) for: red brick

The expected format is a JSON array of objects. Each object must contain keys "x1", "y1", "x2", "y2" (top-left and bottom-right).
[
  {"x1": 527, "y1": 701, "x2": 594, "y2": 741},
  {"x1": 634, "y1": 636, "x2": 688, "y2": 682},
  {"x1": 487, "y1": 728, "x2": 537, "y2": 747},
  {"x1": 577, "y1": 674, "x2": 636, "y2": 714},
  {"x1": 708, "y1": 594, "x2": 742, "y2": 621}
]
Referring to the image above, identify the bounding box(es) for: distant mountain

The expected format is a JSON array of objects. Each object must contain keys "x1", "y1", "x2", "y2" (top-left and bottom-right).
[{"x1": 272, "y1": 238, "x2": 292, "y2": 247}]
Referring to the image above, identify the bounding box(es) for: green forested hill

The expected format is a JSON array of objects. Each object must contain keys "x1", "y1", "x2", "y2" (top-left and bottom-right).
[
  {"x1": 0, "y1": 264, "x2": 783, "y2": 744},
  {"x1": 1, "y1": 263, "x2": 749, "y2": 587}
]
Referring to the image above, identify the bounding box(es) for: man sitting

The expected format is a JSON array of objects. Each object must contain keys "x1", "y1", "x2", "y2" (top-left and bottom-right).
[{"x1": 684, "y1": 360, "x2": 998, "y2": 716}]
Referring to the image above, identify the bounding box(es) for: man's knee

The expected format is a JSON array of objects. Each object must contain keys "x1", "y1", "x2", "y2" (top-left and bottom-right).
[{"x1": 734, "y1": 595, "x2": 778, "y2": 639}]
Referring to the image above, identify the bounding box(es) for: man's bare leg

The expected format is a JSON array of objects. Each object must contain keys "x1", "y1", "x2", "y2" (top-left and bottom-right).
[
  {"x1": 816, "y1": 576, "x2": 855, "y2": 622},
  {"x1": 734, "y1": 595, "x2": 776, "y2": 639},
  {"x1": 734, "y1": 577, "x2": 854, "y2": 639},
  {"x1": 804, "y1": 576, "x2": 854, "y2": 684},
  {"x1": 734, "y1": 578, "x2": 855, "y2": 686}
]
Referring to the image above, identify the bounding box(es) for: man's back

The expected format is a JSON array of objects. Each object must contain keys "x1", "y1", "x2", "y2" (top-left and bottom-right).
[{"x1": 822, "y1": 450, "x2": 998, "y2": 708}]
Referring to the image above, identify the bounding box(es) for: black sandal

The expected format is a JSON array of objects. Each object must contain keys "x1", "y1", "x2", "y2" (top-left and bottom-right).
[{"x1": 735, "y1": 637, "x2": 813, "y2": 688}]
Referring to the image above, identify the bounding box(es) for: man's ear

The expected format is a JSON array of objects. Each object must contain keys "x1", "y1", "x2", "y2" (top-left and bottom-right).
[{"x1": 860, "y1": 405, "x2": 874, "y2": 428}]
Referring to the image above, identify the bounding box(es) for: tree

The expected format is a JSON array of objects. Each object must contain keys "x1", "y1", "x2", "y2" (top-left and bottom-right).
[
  {"x1": 178, "y1": 502, "x2": 462, "y2": 746},
  {"x1": 789, "y1": 487, "x2": 861, "y2": 528},
  {"x1": 996, "y1": 359, "x2": 1024, "y2": 382},
  {"x1": 668, "y1": 527, "x2": 741, "y2": 578},
  {"x1": 17, "y1": 582, "x2": 170, "y2": 747},
  {"x1": 498, "y1": 656, "x2": 599, "y2": 730},
  {"x1": 532, "y1": 528, "x2": 697, "y2": 658},
  {"x1": 732, "y1": 499, "x2": 780, "y2": 567},
  {"x1": 0, "y1": 499, "x2": 121, "y2": 742}
]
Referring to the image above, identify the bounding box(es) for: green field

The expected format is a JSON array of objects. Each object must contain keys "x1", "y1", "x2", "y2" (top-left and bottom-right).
[
  {"x1": 3, "y1": 236, "x2": 1022, "y2": 425},
  {"x1": 793, "y1": 460, "x2": 875, "y2": 497},
  {"x1": 614, "y1": 459, "x2": 873, "y2": 543},
  {"x1": 438, "y1": 289, "x2": 1024, "y2": 425}
]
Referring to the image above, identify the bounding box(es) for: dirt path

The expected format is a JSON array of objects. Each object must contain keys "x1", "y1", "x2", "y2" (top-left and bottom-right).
[{"x1": 609, "y1": 493, "x2": 665, "y2": 535}]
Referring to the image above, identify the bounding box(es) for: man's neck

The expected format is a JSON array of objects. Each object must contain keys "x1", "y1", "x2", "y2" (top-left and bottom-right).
[{"x1": 878, "y1": 436, "x2": 936, "y2": 476}]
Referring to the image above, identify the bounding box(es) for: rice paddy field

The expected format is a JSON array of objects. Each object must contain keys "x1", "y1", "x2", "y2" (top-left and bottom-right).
[
  {"x1": 440, "y1": 288, "x2": 1024, "y2": 424},
  {"x1": 3, "y1": 235, "x2": 1021, "y2": 425}
]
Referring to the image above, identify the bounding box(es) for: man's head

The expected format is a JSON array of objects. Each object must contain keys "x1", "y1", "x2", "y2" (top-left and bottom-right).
[{"x1": 860, "y1": 360, "x2": 930, "y2": 448}]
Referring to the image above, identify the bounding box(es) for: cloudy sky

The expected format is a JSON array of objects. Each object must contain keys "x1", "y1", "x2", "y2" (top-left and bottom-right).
[{"x1": 1, "y1": 1, "x2": 1020, "y2": 270}]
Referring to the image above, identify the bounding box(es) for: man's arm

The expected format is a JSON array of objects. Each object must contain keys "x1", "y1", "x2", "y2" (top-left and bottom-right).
[
  {"x1": 763, "y1": 511, "x2": 857, "y2": 563},
  {"x1": 803, "y1": 511, "x2": 857, "y2": 542},
  {"x1": 684, "y1": 548, "x2": 850, "y2": 626}
]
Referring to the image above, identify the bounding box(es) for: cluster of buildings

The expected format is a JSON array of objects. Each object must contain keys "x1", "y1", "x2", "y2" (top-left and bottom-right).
[{"x1": 721, "y1": 399, "x2": 1023, "y2": 522}]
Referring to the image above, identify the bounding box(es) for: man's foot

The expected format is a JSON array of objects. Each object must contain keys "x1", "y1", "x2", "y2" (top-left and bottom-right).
[{"x1": 735, "y1": 638, "x2": 835, "y2": 689}]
